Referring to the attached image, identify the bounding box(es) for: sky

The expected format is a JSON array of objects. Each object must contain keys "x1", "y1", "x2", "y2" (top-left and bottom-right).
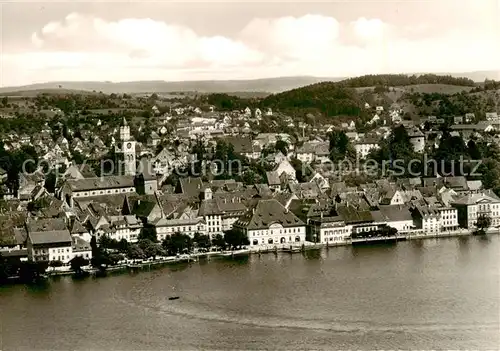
[{"x1": 1, "y1": 0, "x2": 499, "y2": 87}]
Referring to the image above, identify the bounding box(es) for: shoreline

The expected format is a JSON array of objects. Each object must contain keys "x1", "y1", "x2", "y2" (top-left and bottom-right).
[{"x1": 3, "y1": 229, "x2": 498, "y2": 284}]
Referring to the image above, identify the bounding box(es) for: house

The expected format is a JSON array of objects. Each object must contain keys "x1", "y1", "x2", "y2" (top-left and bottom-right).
[
  {"x1": 378, "y1": 205, "x2": 414, "y2": 233},
  {"x1": 295, "y1": 141, "x2": 329, "y2": 163},
  {"x1": 148, "y1": 131, "x2": 161, "y2": 146},
  {"x1": 464, "y1": 113, "x2": 475, "y2": 123},
  {"x1": 412, "y1": 206, "x2": 441, "y2": 234},
  {"x1": 308, "y1": 215, "x2": 351, "y2": 244},
  {"x1": 266, "y1": 171, "x2": 282, "y2": 192},
  {"x1": 254, "y1": 108, "x2": 262, "y2": 119},
  {"x1": 153, "y1": 209, "x2": 206, "y2": 241},
  {"x1": 26, "y1": 218, "x2": 73, "y2": 263},
  {"x1": 485, "y1": 112, "x2": 499, "y2": 125},
  {"x1": 367, "y1": 114, "x2": 380, "y2": 125},
  {"x1": 274, "y1": 159, "x2": 296, "y2": 182},
  {"x1": 90, "y1": 215, "x2": 143, "y2": 242},
  {"x1": 354, "y1": 137, "x2": 380, "y2": 159},
  {"x1": 223, "y1": 136, "x2": 261, "y2": 160},
  {"x1": 244, "y1": 107, "x2": 251, "y2": 117},
  {"x1": 390, "y1": 110, "x2": 402, "y2": 123},
  {"x1": 234, "y1": 199, "x2": 306, "y2": 246},
  {"x1": 406, "y1": 126, "x2": 425, "y2": 153},
  {"x1": 198, "y1": 188, "x2": 247, "y2": 235},
  {"x1": 376, "y1": 106, "x2": 384, "y2": 112},
  {"x1": 453, "y1": 116, "x2": 464, "y2": 125},
  {"x1": 451, "y1": 190, "x2": 500, "y2": 229}
]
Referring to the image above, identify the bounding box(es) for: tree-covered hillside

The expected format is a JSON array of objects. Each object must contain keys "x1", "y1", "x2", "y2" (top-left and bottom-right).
[
  {"x1": 336, "y1": 74, "x2": 476, "y2": 88},
  {"x1": 206, "y1": 74, "x2": 484, "y2": 118},
  {"x1": 260, "y1": 82, "x2": 362, "y2": 117}
]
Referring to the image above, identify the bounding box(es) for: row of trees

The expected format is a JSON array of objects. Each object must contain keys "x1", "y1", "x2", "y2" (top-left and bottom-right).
[
  {"x1": 337, "y1": 74, "x2": 476, "y2": 88},
  {"x1": 91, "y1": 228, "x2": 250, "y2": 268}
]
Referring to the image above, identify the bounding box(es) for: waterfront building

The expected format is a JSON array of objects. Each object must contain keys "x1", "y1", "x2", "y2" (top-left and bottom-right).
[
  {"x1": 452, "y1": 190, "x2": 500, "y2": 229},
  {"x1": 308, "y1": 215, "x2": 352, "y2": 244},
  {"x1": 89, "y1": 215, "x2": 143, "y2": 243},
  {"x1": 198, "y1": 187, "x2": 247, "y2": 236},
  {"x1": 234, "y1": 199, "x2": 306, "y2": 246}
]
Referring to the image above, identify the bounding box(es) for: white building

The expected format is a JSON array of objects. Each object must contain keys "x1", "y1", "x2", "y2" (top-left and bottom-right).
[
  {"x1": 452, "y1": 191, "x2": 500, "y2": 229},
  {"x1": 407, "y1": 127, "x2": 425, "y2": 153},
  {"x1": 91, "y1": 215, "x2": 143, "y2": 243},
  {"x1": 354, "y1": 137, "x2": 380, "y2": 159},
  {"x1": 309, "y1": 215, "x2": 352, "y2": 244},
  {"x1": 26, "y1": 218, "x2": 92, "y2": 264},
  {"x1": 27, "y1": 228, "x2": 73, "y2": 263},
  {"x1": 379, "y1": 205, "x2": 414, "y2": 233},
  {"x1": 234, "y1": 199, "x2": 306, "y2": 246},
  {"x1": 153, "y1": 216, "x2": 206, "y2": 241}
]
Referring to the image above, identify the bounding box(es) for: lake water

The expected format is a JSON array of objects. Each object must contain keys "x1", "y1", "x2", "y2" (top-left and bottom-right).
[{"x1": 1, "y1": 236, "x2": 499, "y2": 350}]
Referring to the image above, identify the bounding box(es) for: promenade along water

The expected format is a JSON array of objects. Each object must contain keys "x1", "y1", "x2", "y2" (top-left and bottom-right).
[{"x1": 1, "y1": 236, "x2": 499, "y2": 350}]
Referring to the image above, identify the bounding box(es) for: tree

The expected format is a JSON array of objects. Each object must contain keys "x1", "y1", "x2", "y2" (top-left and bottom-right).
[
  {"x1": 127, "y1": 244, "x2": 145, "y2": 259},
  {"x1": 44, "y1": 170, "x2": 57, "y2": 194},
  {"x1": 138, "y1": 225, "x2": 157, "y2": 242},
  {"x1": 223, "y1": 228, "x2": 249, "y2": 250},
  {"x1": 162, "y1": 233, "x2": 193, "y2": 256},
  {"x1": 275, "y1": 139, "x2": 288, "y2": 156},
  {"x1": 193, "y1": 232, "x2": 211, "y2": 250},
  {"x1": 475, "y1": 214, "x2": 492, "y2": 234},
  {"x1": 116, "y1": 239, "x2": 129, "y2": 253},
  {"x1": 18, "y1": 261, "x2": 48, "y2": 283},
  {"x1": 211, "y1": 234, "x2": 226, "y2": 250},
  {"x1": 138, "y1": 239, "x2": 160, "y2": 259},
  {"x1": 70, "y1": 256, "x2": 88, "y2": 274},
  {"x1": 1, "y1": 96, "x2": 8, "y2": 106},
  {"x1": 328, "y1": 130, "x2": 353, "y2": 162}
]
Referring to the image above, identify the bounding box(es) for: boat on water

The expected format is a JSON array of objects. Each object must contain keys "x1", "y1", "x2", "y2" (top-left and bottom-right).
[
  {"x1": 219, "y1": 250, "x2": 250, "y2": 258},
  {"x1": 283, "y1": 247, "x2": 302, "y2": 253}
]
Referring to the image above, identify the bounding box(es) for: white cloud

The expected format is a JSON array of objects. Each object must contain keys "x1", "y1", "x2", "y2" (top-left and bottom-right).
[{"x1": 1, "y1": 12, "x2": 499, "y2": 87}]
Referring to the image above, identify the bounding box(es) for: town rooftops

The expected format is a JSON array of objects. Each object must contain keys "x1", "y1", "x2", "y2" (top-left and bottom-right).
[{"x1": 66, "y1": 176, "x2": 135, "y2": 192}]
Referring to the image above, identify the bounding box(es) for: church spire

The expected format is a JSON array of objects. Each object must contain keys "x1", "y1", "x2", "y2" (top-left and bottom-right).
[{"x1": 122, "y1": 117, "x2": 128, "y2": 127}]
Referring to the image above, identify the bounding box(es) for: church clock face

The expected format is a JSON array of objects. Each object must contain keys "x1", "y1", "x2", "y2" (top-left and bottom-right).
[{"x1": 127, "y1": 142, "x2": 132, "y2": 149}]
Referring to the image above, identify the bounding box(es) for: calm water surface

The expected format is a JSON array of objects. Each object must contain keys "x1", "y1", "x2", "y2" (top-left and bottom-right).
[{"x1": 1, "y1": 236, "x2": 499, "y2": 350}]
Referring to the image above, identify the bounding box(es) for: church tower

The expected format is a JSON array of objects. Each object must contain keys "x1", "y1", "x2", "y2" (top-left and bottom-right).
[{"x1": 115, "y1": 117, "x2": 136, "y2": 176}]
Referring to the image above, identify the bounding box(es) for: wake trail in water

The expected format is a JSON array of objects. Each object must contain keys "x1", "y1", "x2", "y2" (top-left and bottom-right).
[{"x1": 110, "y1": 283, "x2": 499, "y2": 335}]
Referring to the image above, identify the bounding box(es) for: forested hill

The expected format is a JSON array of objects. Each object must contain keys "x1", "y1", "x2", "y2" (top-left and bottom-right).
[
  {"x1": 335, "y1": 74, "x2": 476, "y2": 88},
  {"x1": 206, "y1": 73, "x2": 494, "y2": 119},
  {"x1": 250, "y1": 74, "x2": 481, "y2": 118},
  {"x1": 260, "y1": 82, "x2": 362, "y2": 117}
]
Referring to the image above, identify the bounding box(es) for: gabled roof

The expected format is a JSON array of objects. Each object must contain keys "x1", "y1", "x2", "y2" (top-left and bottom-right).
[
  {"x1": 235, "y1": 199, "x2": 304, "y2": 230},
  {"x1": 66, "y1": 176, "x2": 134, "y2": 192},
  {"x1": 337, "y1": 205, "x2": 373, "y2": 224},
  {"x1": 179, "y1": 177, "x2": 203, "y2": 197},
  {"x1": 29, "y1": 229, "x2": 72, "y2": 245},
  {"x1": 378, "y1": 205, "x2": 413, "y2": 222}
]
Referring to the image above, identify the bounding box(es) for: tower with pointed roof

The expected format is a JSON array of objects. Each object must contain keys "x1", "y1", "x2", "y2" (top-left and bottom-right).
[{"x1": 115, "y1": 117, "x2": 136, "y2": 176}]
